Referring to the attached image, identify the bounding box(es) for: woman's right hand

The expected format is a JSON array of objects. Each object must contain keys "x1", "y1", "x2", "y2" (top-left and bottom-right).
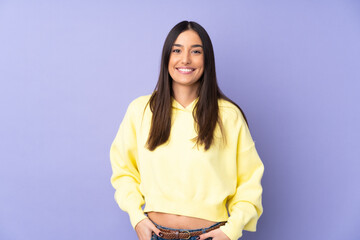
[{"x1": 135, "y1": 218, "x2": 163, "y2": 240}]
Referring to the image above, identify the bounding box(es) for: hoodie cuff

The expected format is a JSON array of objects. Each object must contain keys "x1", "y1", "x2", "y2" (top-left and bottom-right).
[{"x1": 129, "y1": 208, "x2": 149, "y2": 230}]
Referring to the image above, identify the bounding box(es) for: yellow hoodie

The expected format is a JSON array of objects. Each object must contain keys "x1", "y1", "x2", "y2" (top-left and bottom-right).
[{"x1": 109, "y1": 94, "x2": 264, "y2": 240}]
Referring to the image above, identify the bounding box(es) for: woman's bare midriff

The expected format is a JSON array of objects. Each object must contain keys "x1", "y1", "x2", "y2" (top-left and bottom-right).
[{"x1": 146, "y1": 211, "x2": 218, "y2": 229}]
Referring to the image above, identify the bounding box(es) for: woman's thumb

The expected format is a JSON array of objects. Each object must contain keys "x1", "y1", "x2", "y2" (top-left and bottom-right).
[
  {"x1": 153, "y1": 228, "x2": 164, "y2": 238},
  {"x1": 197, "y1": 231, "x2": 210, "y2": 240}
]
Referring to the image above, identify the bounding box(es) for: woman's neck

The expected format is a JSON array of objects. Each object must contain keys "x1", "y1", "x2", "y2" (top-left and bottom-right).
[{"x1": 172, "y1": 86, "x2": 199, "y2": 109}]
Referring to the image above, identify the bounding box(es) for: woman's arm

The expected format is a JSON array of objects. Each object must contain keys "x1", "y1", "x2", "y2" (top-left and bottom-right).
[
  {"x1": 219, "y1": 112, "x2": 265, "y2": 240},
  {"x1": 109, "y1": 100, "x2": 148, "y2": 229}
]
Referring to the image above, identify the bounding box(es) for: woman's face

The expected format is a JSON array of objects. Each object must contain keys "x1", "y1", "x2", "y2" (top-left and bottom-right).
[{"x1": 168, "y1": 30, "x2": 204, "y2": 92}]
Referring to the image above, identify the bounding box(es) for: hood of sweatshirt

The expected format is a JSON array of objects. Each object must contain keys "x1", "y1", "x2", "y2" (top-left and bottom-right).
[{"x1": 171, "y1": 96, "x2": 199, "y2": 112}]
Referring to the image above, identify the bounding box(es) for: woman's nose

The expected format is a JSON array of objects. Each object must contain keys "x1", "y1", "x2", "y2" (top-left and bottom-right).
[{"x1": 181, "y1": 52, "x2": 191, "y2": 64}]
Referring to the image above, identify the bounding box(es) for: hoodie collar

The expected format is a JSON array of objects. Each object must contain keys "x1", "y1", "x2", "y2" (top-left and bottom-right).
[{"x1": 171, "y1": 96, "x2": 199, "y2": 112}]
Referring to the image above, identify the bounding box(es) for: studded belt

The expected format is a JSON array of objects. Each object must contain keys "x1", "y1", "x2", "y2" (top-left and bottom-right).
[{"x1": 152, "y1": 221, "x2": 227, "y2": 239}]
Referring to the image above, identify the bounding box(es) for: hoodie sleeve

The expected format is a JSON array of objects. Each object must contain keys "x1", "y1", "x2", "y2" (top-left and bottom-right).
[
  {"x1": 109, "y1": 100, "x2": 148, "y2": 230},
  {"x1": 219, "y1": 111, "x2": 264, "y2": 240}
]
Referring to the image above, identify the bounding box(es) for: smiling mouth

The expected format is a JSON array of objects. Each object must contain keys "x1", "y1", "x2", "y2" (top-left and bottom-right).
[{"x1": 176, "y1": 68, "x2": 195, "y2": 74}]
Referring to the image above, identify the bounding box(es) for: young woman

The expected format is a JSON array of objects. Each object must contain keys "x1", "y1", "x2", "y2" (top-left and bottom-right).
[{"x1": 110, "y1": 21, "x2": 264, "y2": 240}]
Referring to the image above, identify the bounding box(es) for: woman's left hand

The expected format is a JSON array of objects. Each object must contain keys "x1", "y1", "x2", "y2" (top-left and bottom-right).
[{"x1": 196, "y1": 228, "x2": 231, "y2": 240}]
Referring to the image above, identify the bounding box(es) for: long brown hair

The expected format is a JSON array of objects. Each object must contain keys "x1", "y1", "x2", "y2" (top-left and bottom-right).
[{"x1": 144, "y1": 20, "x2": 249, "y2": 151}]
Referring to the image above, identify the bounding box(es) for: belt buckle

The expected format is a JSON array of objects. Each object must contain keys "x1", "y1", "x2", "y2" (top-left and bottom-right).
[{"x1": 182, "y1": 230, "x2": 191, "y2": 239}]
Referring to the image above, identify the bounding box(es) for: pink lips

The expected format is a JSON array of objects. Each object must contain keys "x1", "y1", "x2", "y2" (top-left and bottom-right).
[{"x1": 176, "y1": 67, "x2": 195, "y2": 75}]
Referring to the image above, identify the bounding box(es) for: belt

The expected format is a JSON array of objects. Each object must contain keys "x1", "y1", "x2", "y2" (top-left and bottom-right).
[{"x1": 152, "y1": 221, "x2": 226, "y2": 239}]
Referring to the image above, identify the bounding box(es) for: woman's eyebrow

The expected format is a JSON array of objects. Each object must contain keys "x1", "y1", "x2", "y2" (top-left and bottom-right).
[{"x1": 173, "y1": 44, "x2": 203, "y2": 48}]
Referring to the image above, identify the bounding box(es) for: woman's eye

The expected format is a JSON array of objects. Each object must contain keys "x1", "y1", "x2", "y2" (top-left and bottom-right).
[{"x1": 172, "y1": 49, "x2": 201, "y2": 54}]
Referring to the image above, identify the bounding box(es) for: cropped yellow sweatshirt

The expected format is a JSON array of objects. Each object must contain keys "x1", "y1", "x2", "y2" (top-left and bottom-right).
[{"x1": 109, "y1": 93, "x2": 264, "y2": 240}]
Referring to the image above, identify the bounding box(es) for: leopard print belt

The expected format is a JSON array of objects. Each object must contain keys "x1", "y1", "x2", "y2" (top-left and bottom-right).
[{"x1": 152, "y1": 221, "x2": 227, "y2": 239}]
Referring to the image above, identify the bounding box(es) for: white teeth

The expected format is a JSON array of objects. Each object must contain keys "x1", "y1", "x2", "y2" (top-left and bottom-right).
[{"x1": 178, "y1": 68, "x2": 193, "y2": 72}]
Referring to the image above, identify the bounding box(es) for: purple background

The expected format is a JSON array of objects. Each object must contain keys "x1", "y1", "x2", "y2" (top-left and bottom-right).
[{"x1": 1, "y1": 1, "x2": 359, "y2": 240}]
